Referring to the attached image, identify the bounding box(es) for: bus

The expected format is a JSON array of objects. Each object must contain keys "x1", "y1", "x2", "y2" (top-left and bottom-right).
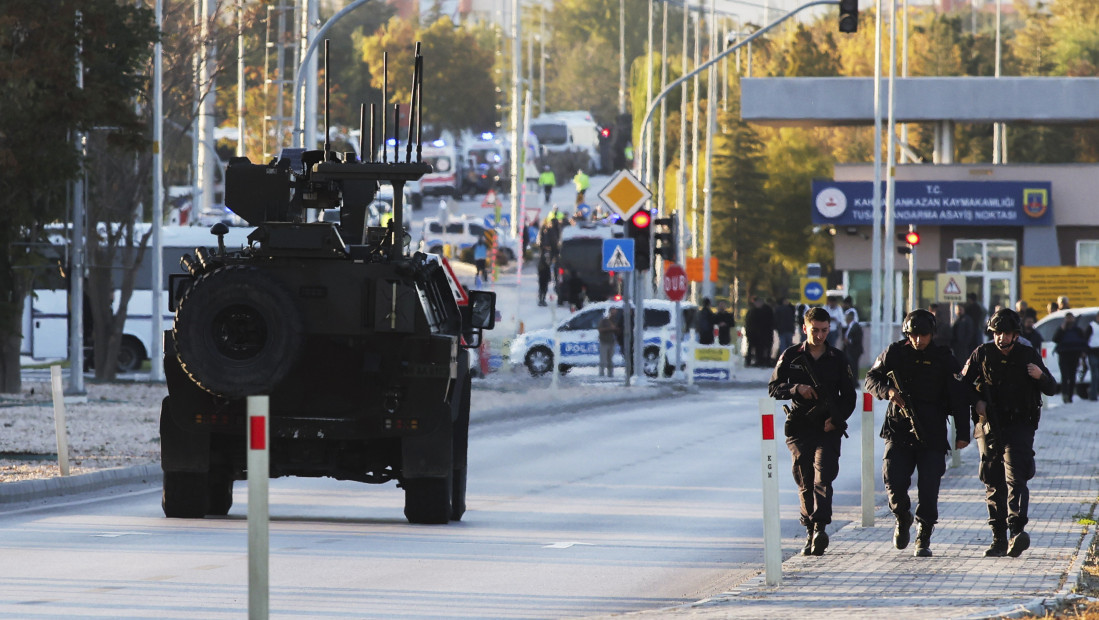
[{"x1": 21, "y1": 224, "x2": 255, "y2": 372}]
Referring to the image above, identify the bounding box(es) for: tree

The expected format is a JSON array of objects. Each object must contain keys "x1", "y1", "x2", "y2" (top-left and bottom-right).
[
  {"x1": 358, "y1": 16, "x2": 496, "y2": 137},
  {"x1": 0, "y1": 0, "x2": 156, "y2": 392}
]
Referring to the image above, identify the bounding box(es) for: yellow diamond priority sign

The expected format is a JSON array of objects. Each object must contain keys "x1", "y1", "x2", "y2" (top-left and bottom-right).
[{"x1": 598, "y1": 170, "x2": 652, "y2": 219}]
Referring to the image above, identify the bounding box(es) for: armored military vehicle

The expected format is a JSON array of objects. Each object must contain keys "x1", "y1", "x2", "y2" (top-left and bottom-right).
[{"x1": 160, "y1": 43, "x2": 495, "y2": 524}]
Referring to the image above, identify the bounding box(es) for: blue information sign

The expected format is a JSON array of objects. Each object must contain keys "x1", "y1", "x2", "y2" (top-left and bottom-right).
[
  {"x1": 811, "y1": 180, "x2": 1053, "y2": 227},
  {"x1": 804, "y1": 281, "x2": 824, "y2": 302},
  {"x1": 602, "y1": 238, "x2": 635, "y2": 272}
]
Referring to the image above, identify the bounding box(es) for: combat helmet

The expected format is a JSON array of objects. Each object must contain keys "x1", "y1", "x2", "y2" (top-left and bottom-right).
[
  {"x1": 987, "y1": 308, "x2": 1022, "y2": 334},
  {"x1": 902, "y1": 308, "x2": 937, "y2": 336}
]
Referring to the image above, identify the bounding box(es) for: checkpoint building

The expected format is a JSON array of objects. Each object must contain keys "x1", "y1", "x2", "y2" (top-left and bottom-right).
[{"x1": 742, "y1": 76, "x2": 1099, "y2": 320}]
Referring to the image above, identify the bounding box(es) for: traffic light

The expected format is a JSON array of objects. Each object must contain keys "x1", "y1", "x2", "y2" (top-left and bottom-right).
[
  {"x1": 627, "y1": 208, "x2": 652, "y2": 271},
  {"x1": 598, "y1": 126, "x2": 614, "y2": 173},
  {"x1": 896, "y1": 229, "x2": 920, "y2": 255},
  {"x1": 838, "y1": 0, "x2": 858, "y2": 33},
  {"x1": 653, "y1": 214, "x2": 676, "y2": 262}
]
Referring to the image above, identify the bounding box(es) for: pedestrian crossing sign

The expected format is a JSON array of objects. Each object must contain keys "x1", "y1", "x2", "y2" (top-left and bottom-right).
[{"x1": 603, "y1": 238, "x2": 635, "y2": 272}]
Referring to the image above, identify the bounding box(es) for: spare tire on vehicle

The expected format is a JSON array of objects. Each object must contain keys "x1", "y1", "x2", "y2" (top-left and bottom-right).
[{"x1": 173, "y1": 265, "x2": 303, "y2": 398}]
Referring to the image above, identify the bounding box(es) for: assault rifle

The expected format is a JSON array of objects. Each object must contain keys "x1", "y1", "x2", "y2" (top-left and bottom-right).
[
  {"x1": 886, "y1": 370, "x2": 926, "y2": 445},
  {"x1": 976, "y1": 360, "x2": 1005, "y2": 453},
  {"x1": 791, "y1": 353, "x2": 848, "y2": 435}
]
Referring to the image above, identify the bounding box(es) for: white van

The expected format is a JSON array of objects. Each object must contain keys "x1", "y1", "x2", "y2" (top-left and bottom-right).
[{"x1": 530, "y1": 111, "x2": 602, "y2": 173}]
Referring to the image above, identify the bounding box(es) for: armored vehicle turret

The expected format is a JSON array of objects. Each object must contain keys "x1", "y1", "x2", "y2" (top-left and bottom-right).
[{"x1": 160, "y1": 43, "x2": 495, "y2": 524}]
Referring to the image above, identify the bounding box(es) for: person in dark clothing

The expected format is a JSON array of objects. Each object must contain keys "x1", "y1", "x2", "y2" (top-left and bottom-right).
[
  {"x1": 715, "y1": 300, "x2": 736, "y2": 346},
  {"x1": 536, "y1": 254, "x2": 551, "y2": 306},
  {"x1": 768, "y1": 307, "x2": 857, "y2": 556},
  {"x1": 614, "y1": 304, "x2": 635, "y2": 376},
  {"x1": 566, "y1": 269, "x2": 585, "y2": 310},
  {"x1": 965, "y1": 293, "x2": 986, "y2": 335},
  {"x1": 747, "y1": 297, "x2": 775, "y2": 367},
  {"x1": 1019, "y1": 314, "x2": 1043, "y2": 351},
  {"x1": 951, "y1": 304, "x2": 978, "y2": 365},
  {"x1": 930, "y1": 303, "x2": 953, "y2": 348},
  {"x1": 695, "y1": 297, "x2": 716, "y2": 344},
  {"x1": 961, "y1": 309, "x2": 1058, "y2": 558},
  {"x1": 842, "y1": 310, "x2": 863, "y2": 386},
  {"x1": 1052, "y1": 312, "x2": 1087, "y2": 403},
  {"x1": 774, "y1": 298, "x2": 796, "y2": 351},
  {"x1": 864, "y1": 309, "x2": 970, "y2": 558}
]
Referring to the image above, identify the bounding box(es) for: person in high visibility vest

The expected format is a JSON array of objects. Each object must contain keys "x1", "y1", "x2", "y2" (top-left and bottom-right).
[
  {"x1": 538, "y1": 165, "x2": 556, "y2": 205},
  {"x1": 573, "y1": 168, "x2": 590, "y2": 205}
]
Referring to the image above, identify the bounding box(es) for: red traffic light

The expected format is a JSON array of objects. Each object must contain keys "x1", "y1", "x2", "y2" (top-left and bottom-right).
[
  {"x1": 600, "y1": 127, "x2": 612, "y2": 138},
  {"x1": 631, "y1": 210, "x2": 651, "y2": 229},
  {"x1": 904, "y1": 231, "x2": 920, "y2": 245}
]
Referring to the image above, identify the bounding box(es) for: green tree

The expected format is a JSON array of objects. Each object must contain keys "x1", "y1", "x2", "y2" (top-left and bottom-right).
[
  {"x1": 0, "y1": 0, "x2": 156, "y2": 391},
  {"x1": 358, "y1": 16, "x2": 496, "y2": 137}
]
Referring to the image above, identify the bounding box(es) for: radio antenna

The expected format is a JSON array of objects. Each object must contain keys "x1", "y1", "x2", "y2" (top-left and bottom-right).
[
  {"x1": 323, "y1": 40, "x2": 331, "y2": 157},
  {"x1": 405, "y1": 42, "x2": 421, "y2": 163},
  {"x1": 368, "y1": 103, "x2": 376, "y2": 163},
  {"x1": 415, "y1": 52, "x2": 424, "y2": 163},
  {"x1": 381, "y1": 52, "x2": 388, "y2": 163},
  {"x1": 392, "y1": 104, "x2": 400, "y2": 163}
]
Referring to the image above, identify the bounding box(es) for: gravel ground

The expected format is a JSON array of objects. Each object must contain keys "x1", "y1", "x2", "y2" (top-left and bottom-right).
[{"x1": 0, "y1": 373, "x2": 683, "y2": 484}]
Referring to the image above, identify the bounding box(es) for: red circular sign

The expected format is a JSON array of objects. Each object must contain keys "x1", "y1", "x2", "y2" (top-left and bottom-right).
[{"x1": 663, "y1": 263, "x2": 688, "y2": 302}]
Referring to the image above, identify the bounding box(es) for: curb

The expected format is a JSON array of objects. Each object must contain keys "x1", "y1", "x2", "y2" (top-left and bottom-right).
[{"x1": 0, "y1": 464, "x2": 161, "y2": 506}]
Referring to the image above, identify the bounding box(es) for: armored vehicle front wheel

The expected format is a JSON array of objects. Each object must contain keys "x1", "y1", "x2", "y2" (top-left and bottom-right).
[
  {"x1": 524, "y1": 346, "x2": 553, "y2": 376},
  {"x1": 174, "y1": 265, "x2": 304, "y2": 398},
  {"x1": 162, "y1": 472, "x2": 210, "y2": 518},
  {"x1": 403, "y1": 475, "x2": 453, "y2": 524}
]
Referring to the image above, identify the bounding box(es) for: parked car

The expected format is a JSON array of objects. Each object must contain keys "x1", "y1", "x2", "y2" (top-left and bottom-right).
[
  {"x1": 1033, "y1": 306, "x2": 1099, "y2": 384},
  {"x1": 509, "y1": 299, "x2": 698, "y2": 378}
]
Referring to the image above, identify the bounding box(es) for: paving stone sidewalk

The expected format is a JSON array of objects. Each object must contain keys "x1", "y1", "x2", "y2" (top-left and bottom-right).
[{"x1": 647, "y1": 398, "x2": 1099, "y2": 619}]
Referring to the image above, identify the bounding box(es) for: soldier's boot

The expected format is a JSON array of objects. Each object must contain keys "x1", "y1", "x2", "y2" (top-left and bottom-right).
[
  {"x1": 913, "y1": 521, "x2": 934, "y2": 558},
  {"x1": 810, "y1": 522, "x2": 829, "y2": 556},
  {"x1": 984, "y1": 524, "x2": 1009, "y2": 557},
  {"x1": 801, "y1": 525, "x2": 814, "y2": 556},
  {"x1": 893, "y1": 512, "x2": 913, "y2": 550},
  {"x1": 1007, "y1": 527, "x2": 1031, "y2": 558}
]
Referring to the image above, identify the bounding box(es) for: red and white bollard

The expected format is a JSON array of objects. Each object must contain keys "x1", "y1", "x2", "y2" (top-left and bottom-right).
[
  {"x1": 759, "y1": 398, "x2": 782, "y2": 586},
  {"x1": 861, "y1": 391, "x2": 876, "y2": 527},
  {"x1": 248, "y1": 396, "x2": 269, "y2": 619}
]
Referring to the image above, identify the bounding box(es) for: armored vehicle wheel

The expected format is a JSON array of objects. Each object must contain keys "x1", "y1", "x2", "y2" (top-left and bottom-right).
[
  {"x1": 403, "y1": 475, "x2": 452, "y2": 524},
  {"x1": 451, "y1": 372, "x2": 471, "y2": 521},
  {"x1": 207, "y1": 470, "x2": 234, "y2": 516},
  {"x1": 174, "y1": 265, "x2": 304, "y2": 398},
  {"x1": 524, "y1": 346, "x2": 553, "y2": 376},
  {"x1": 162, "y1": 472, "x2": 210, "y2": 518}
]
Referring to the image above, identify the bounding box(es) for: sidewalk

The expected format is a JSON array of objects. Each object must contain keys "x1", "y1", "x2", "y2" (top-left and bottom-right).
[{"x1": 637, "y1": 397, "x2": 1099, "y2": 619}]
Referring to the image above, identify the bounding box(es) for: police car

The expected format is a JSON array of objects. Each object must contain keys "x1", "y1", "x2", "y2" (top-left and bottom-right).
[{"x1": 509, "y1": 299, "x2": 698, "y2": 377}]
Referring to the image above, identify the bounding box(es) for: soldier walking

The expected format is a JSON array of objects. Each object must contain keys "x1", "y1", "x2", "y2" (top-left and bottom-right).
[
  {"x1": 768, "y1": 307, "x2": 857, "y2": 556},
  {"x1": 864, "y1": 309, "x2": 970, "y2": 558},
  {"x1": 961, "y1": 309, "x2": 1058, "y2": 557}
]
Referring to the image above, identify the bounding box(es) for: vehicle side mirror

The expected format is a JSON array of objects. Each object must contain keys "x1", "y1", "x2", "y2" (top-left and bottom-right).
[{"x1": 468, "y1": 290, "x2": 496, "y2": 329}]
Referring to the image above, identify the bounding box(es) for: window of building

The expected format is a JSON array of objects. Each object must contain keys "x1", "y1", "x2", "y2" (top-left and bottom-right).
[{"x1": 1077, "y1": 240, "x2": 1099, "y2": 266}]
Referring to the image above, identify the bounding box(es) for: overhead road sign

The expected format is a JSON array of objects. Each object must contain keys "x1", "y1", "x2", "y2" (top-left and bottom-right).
[{"x1": 599, "y1": 170, "x2": 651, "y2": 220}]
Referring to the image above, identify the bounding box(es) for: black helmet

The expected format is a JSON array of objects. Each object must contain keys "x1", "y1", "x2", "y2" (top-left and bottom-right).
[
  {"x1": 902, "y1": 309, "x2": 937, "y2": 336},
  {"x1": 987, "y1": 308, "x2": 1022, "y2": 334}
]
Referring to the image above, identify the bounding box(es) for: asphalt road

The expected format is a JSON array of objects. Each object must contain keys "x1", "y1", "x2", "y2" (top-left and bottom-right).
[{"x1": 0, "y1": 387, "x2": 882, "y2": 619}]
